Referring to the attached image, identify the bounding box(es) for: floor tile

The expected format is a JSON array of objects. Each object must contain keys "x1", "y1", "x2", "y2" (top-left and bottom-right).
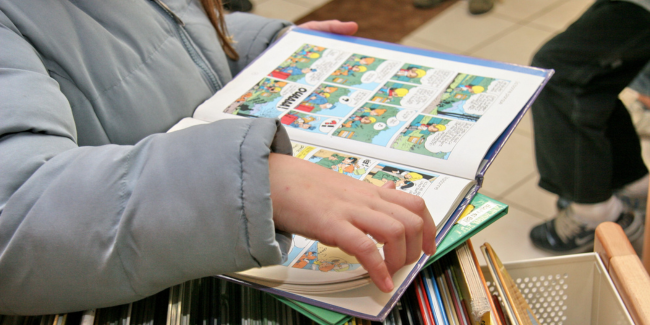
[
  {"x1": 251, "y1": 0, "x2": 313, "y2": 21},
  {"x1": 406, "y1": 1, "x2": 516, "y2": 54},
  {"x1": 469, "y1": 205, "x2": 556, "y2": 265},
  {"x1": 469, "y1": 25, "x2": 555, "y2": 65},
  {"x1": 285, "y1": 0, "x2": 331, "y2": 10},
  {"x1": 399, "y1": 36, "x2": 463, "y2": 55},
  {"x1": 500, "y1": 173, "x2": 558, "y2": 220},
  {"x1": 491, "y1": 0, "x2": 563, "y2": 22},
  {"x1": 481, "y1": 132, "x2": 537, "y2": 197},
  {"x1": 528, "y1": 0, "x2": 594, "y2": 32}
]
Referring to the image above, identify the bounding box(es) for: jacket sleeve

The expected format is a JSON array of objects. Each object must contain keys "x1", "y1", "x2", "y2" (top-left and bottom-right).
[
  {"x1": 0, "y1": 10, "x2": 292, "y2": 315},
  {"x1": 225, "y1": 12, "x2": 292, "y2": 75}
]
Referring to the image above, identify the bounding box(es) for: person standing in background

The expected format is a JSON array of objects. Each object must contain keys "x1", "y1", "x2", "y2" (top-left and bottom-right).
[{"x1": 529, "y1": 0, "x2": 650, "y2": 253}]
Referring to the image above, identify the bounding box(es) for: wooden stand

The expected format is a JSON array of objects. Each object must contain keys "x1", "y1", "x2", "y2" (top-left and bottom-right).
[{"x1": 594, "y1": 222, "x2": 650, "y2": 325}]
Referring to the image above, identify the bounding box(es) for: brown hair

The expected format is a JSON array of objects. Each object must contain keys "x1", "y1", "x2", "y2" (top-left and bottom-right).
[{"x1": 201, "y1": 0, "x2": 239, "y2": 60}]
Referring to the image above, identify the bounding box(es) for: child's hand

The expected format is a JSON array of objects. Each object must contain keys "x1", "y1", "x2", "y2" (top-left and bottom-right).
[
  {"x1": 268, "y1": 153, "x2": 436, "y2": 292},
  {"x1": 297, "y1": 20, "x2": 359, "y2": 36}
]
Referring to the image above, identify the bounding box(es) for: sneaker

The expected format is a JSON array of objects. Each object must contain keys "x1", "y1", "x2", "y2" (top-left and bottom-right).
[
  {"x1": 529, "y1": 207, "x2": 644, "y2": 254},
  {"x1": 468, "y1": 0, "x2": 495, "y2": 15},
  {"x1": 413, "y1": 0, "x2": 443, "y2": 9},
  {"x1": 223, "y1": 0, "x2": 253, "y2": 12}
]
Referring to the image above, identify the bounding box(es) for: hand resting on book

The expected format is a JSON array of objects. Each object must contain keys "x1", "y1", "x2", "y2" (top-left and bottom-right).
[{"x1": 268, "y1": 153, "x2": 437, "y2": 293}]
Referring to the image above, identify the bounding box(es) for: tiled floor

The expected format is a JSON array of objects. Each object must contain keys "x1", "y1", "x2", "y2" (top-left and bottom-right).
[{"x1": 249, "y1": 0, "x2": 647, "y2": 263}]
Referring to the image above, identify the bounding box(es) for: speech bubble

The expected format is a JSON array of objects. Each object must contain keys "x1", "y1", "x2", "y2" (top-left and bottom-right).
[
  {"x1": 293, "y1": 235, "x2": 312, "y2": 249},
  {"x1": 396, "y1": 109, "x2": 418, "y2": 121},
  {"x1": 401, "y1": 87, "x2": 438, "y2": 109},
  {"x1": 361, "y1": 71, "x2": 377, "y2": 83},
  {"x1": 375, "y1": 60, "x2": 402, "y2": 79},
  {"x1": 420, "y1": 69, "x2": 454, "y2": 88},
  {"x1": 424, "y1": 120, "x2": 473, "y2": 153},
  {"x1": 400, "y1": 179, "x2": 432, "y2": 197},
  {"x1": 487, "y1": 79, "x2": 509, "y2": 94},
  {"x1": 373, "y1": 122, "x2": 387, "y2": 130},
  {"x1": 387, "y1": 117, "x2": 400, "y2": 127},
  {"x1": 464, "y1": 93, "x2": 496, "y2": 115},
  {"x1": 279, "y1": 84, "x2": 304, "y2": 97},
  {"x1": 319, "y1": 118, "x2": 340, "y2": 133},
  {"x1": 347, "y1": 90, "x2": 371, "y2": 106},
  {"x1": 303, "y1": 72, "x2": 321, "y2": 85}
]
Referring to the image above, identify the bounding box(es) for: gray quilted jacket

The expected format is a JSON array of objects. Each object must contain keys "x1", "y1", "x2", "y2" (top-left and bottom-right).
[{"x1": 0, "y1": 0, "x2": 292, "y2": 315}]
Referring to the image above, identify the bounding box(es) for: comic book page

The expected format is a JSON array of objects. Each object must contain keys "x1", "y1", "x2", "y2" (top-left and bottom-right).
[{"x1": 192, "y1": 28, "x2": 549, "y2": 180}]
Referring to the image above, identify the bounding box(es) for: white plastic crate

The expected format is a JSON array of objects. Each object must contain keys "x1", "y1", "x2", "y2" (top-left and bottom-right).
[{"x1": 481, "y1": 253, "x2": 634, "y2": 325}]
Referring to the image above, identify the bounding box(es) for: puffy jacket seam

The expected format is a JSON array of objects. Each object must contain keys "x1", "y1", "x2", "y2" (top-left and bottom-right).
[
  {"x1": 238, "y1": 122, "x2": 262, "y2": 267},
  {"x1": 88, "y1": 36, "x2": 174, "y2": 104},
  {"x1": 48, "y1": 69, "x2": 107, "y2": 144},
  {"x1": 114, "y1": 148, "x2": 143, "y2": 297},
  {"x1": 242, "y1": 20, "x2": 278, "y2": 65}
]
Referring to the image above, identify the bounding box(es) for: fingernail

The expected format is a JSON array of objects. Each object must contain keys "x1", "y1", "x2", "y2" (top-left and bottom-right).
[{"x1": 384, "y1": 277, "x2": 394, "y2": 292}]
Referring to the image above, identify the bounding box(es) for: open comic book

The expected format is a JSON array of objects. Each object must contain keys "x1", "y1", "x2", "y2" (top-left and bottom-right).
[{"x1": 168, "y1": 27, "x2": 552, "y2": 321}]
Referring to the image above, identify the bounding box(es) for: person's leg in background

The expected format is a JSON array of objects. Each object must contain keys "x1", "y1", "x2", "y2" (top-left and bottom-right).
[
  {"x1": 529, "y1": 0, "x2": 650, "y2": 253},
  {"x1": 223, "y1": 0, "x2": 253, "y2": 12}
]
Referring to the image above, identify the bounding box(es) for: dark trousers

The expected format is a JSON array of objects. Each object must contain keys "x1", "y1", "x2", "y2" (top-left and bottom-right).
[{"x1": 531, "y1": 0, "x2": 650, "y2": 204}]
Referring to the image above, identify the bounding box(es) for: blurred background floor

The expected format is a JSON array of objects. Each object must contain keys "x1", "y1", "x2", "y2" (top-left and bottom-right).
[{"x1": 246, "y1": 0, "x2": 648, "y2": 263}]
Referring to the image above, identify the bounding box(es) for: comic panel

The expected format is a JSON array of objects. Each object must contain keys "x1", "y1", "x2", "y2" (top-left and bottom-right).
[
  {"x1": 363, "y1": 164, "x2": 438, "y2": 197},
  {"x1": 269, "y1": 44, "x2": 350, "y2": 86},
  {"x1": 294, "y1": 84, "x2": 371, "y2": 118},
  {"x1": 291, "y1": 142, "x2": 317, "y2": 159},
  {"x1": 370, "y1": 81, "x2": 441, "y2": 109},
  {"x1": 421, "y1": 73, "x2": 510, "y2": 122},
  {"x1": 324, "y1": 54, "x2": 401, "y2": 91},
  {"x1": 223, "y1": 77, "x2": 312, "y2": 118},
  {"x1": 390, "y1": 64, "x2": 455, "y2": 89},
  {"x1": 279, "y1": 110, "x2": 340, "y2": 135},
  {"x1": 390, "y1": 114, "x2": 473, "y2": 159},
  {"x1": 282, "y1": 236, "x2": 367, "y2": 273},
  {"x1": 307, "y1": 149, "x2": 375, "y2": 180},
  {"x1": 333, "y1": 103, "x2": 418, "y2": 146}
]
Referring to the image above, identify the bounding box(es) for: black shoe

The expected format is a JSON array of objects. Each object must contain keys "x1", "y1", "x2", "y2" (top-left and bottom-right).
[
  {"x1": 530, "y1": 208, "x2": 644, "y2": 254},
  {"x1": 413, "y1": 0, "x2": 443, "y2": 9},
  {"x1": 468, "y1": 0, "x2": 494, "y2": 14},
  {"x1": 223, "y1": 0, "x2": 253, "y2": 12}
]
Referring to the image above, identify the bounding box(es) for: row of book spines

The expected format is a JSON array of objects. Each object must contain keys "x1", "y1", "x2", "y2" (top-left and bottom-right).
[
  {"x1": 408, "y1": 241, "x2": 507, "y2": 325},
  {"x1": 0, "y1": 240, "x2": 508, "y2": 325}
]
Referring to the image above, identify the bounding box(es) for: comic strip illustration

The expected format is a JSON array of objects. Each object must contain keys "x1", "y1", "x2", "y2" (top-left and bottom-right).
[
  {"x1": 223, "y1": 78, "x2": 311, "y2": 118},
  {"x1": 334, "y1": 103, "x2": 417, "y2": 146},
  {"x1": 307, "y1": 149, "x2": 375, "y2": 179},
  {"x1": 363, "y1": 164, "x2": 438, "y2": 197},
  {"x1": 268, "y1": 44, "x2": 349, "y2": 86},
  {"x1": 291, "y1": 142, "x2": 317, "y2": 159},
  {"x1": 422, "y1": 73, "x2": 510, "y2": 122},
  {"x1": 283, "y1": 236, "x2": 365, "y2": 273},
  {"x1": 390, "y1": 64, "x2": 455, "y2": 89},
  {"x1": 370, "y1": 82, "x2": 441, "y2": 109},
  {"x1": 279, "y1": 111, "x2": 339, "y2": 135},
  {"x1": 390, "y1": 114, "x2": 473, "y2": 159},
  {"x1": 294, "y1": 84, "x2": 371, "y2": 118},
  {"x1": 325, "y1": 54, "x2": 401, "y2": 91}
]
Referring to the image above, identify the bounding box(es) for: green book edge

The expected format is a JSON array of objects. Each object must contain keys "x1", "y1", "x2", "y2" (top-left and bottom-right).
[
  {"x1": 273, "y1": 295, "x2": 351, "y2": 325},
  {"x1": 274, "y1": 193, "x2": 508, "y2": 325}
]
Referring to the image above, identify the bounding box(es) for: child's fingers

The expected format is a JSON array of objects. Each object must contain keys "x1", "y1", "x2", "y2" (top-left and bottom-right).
[
  {"x1": 326, "y1": 223, "x2": 394, "y2": 292},
  {"x1": 381, "y1": 180, "x2": 396, "y2": 189},
  {"x1": 297, "y1": 20, "x2": 359, "y2": 36},
  {"x1": 347, "y1": 209, "x2": 409, "y2": 275},
  {"x1": 377, "y1": 188, "x2": 437, "y2": 256}
]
